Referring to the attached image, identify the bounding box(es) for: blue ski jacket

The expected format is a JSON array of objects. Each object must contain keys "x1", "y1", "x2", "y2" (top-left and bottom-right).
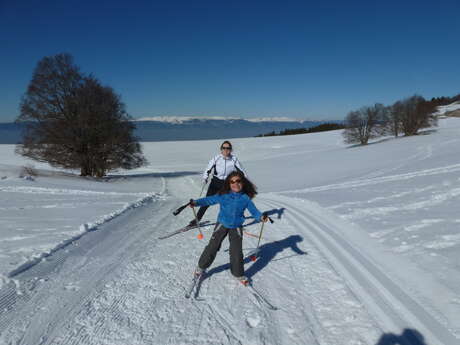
[{"x1": 194, "y1": 192, "x2": 263, "y2": 229}]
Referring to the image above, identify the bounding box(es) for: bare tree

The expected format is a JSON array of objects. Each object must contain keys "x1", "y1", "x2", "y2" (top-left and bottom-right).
[
  {"x1": 68, "y1": 76, "x2": 146, "y2": 177},
  {"x1": 342, "y1": 103, "x2": 386, "y2": 145},
  {"x1": 386, "y1": 102, "x2": 403, "y2": 137},
  {"x1": 16, "y1": 53, "x2": 146, "y2": 177},
  {"x1": 398, "y1": 95, "x2": 437, "y2": 136}
]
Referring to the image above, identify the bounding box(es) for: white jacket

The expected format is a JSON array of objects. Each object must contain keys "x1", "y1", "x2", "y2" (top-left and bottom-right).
[{"x1": 202, "y1": 154, "x2": 246, "y2": 181}]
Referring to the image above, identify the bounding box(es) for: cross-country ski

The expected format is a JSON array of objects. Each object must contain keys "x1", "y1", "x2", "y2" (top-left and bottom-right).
[
  {"x1": 246, "y1": 283, "x2": 278, "y2": 311},
  {"x1": 158, "y1": 221, "x2": 212, "y2": 240},
  {"x1": 185, "y1": 271, "x2": 204, "y2": 299}
]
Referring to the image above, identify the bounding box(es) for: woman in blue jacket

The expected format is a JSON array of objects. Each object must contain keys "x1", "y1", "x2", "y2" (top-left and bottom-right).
[{"x1": 190, "y1": 171, "x2": 267, "y2": 285}]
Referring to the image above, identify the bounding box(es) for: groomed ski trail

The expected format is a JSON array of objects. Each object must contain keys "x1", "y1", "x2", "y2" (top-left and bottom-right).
[
  {"x1": 260, "y1": 193, "x2": 460, "y2": 345},
  {"x1": 0, "y1": 175, "x2": 303, "y2": 345},
  {"x1": 3, "y1": 175, "x2": 457, "y2": 344}
]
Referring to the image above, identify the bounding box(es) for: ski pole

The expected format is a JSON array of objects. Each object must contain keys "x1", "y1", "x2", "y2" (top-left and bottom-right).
[
  {"x1": 199, "y1": 179, "x2": 208, "y2": 198},
  {"x1": 173, "y1": 201, "x2": 191, "y2": 216},
  {"x1": 191, "y1": 199, "x2": 204, "y2": 240},
  {"x1": 173, "y1": 178, "x2": 208, "y2": 216},
  {"x1": 250, "y1": 215, "x2": 273, "y2": 261},
  {"x1": 250, "y1": 221, "x2": 265, "y2": 261}
]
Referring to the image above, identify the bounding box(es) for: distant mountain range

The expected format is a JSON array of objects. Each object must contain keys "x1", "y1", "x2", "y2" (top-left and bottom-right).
[{"x1": 0, "y1": 117, "x2": 335, "y2": 144}]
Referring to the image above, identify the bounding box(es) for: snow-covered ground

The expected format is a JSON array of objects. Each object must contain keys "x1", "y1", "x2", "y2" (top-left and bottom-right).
[
  {"x1": 435, "y1": 101, "x2": 460, "y2": 117},
  {"x1": 1, "y1": 118, "x2": 460, "y2": 345}
]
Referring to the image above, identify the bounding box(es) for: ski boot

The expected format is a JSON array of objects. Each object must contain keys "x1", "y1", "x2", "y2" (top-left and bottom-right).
[{"x1": 194, "y1": 266, "x2": 204, "y2": 278}]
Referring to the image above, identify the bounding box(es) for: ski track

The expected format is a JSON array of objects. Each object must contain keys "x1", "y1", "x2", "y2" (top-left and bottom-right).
[
  {"x1": 0, "y1": 176, "x2": 313, "y2": 344},
  {"x1": 1, "y1": 175, "x2": 458, "y2": 344},
  {"x1": 0, "y1": 186, "x2": 149, "y2": 196},
  {"x1": 262, "y1": 194, "x2": 460, "y2": 345},
  {"x1": 283, "y1": 163, "x2": 460, "y2": 194}
]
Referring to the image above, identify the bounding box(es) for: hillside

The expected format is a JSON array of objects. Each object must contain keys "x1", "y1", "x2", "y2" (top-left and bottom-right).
[{"x1": 0, "y1": 117, "x2": 459, "y2": 344}]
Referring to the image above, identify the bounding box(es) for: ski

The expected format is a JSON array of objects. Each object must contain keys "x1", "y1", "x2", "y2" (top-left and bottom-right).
[
  {"x1": 185, "y1": 273, "x2": 203, "y2": 299},
  {"x1": 246, "y1": 283, "x2": 278, "y2": 311},
  {"x1": 158, "y1": 221, "x2": 211, "y2": 240}
]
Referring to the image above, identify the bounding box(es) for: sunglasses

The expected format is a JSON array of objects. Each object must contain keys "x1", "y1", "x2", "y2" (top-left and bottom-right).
[
  {"x1": 221, "y1": 146, "x2": 232, "y2": 150},
  {"x1": 230, "y1": 179, "x2": 242, "y2": 184}
]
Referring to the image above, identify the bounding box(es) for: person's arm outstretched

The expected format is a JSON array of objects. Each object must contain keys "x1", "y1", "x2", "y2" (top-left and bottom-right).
[
  {"x1": 191, "y1": 194, "x2": 222, "y2": 208},
  {"x1": 246, "y1": 199, "x2": 267, "y2": 222}
]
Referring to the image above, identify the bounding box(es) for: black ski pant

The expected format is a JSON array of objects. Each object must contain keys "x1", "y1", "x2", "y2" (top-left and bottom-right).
[
  {"x1": 198, "y1": 224, "x2": 244, "y2": 277},
  {"x1": 196, "y1": 177, "x2": 224, "y2": 221}
]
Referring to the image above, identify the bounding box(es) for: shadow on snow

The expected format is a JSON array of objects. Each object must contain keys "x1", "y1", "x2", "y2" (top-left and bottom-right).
[
  {"x1": 243, "y1": 207, "x2": 286, "y2": 227},
  {"x1": 204, "y1": 234, "x2": 307, "y2": 281},
  {"x1": 103, "y1": 171, "x2": 200, "y2": 180},
  {"x1": 375, "y1": 328, "x2": 427, "y2": 345}
]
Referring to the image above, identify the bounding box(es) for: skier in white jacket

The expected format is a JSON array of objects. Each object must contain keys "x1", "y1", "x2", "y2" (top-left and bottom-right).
[{"x1": 188, "y1": 140, "x2": 246, "y2": 226}]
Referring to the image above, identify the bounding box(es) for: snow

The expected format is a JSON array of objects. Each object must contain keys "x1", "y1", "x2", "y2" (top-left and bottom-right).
[
  {"x1": 435, "y1": 101, "x2": 460, "y2": 116},
  {"x1": 135, "y1": 115, "x2": 240, "y2": 123},
  {"x1": 1, "y1": 117, "x2": 460, "y2": 344},
  {"x1": 134, "y1": 115, "x2": 306, "y2": 123}
]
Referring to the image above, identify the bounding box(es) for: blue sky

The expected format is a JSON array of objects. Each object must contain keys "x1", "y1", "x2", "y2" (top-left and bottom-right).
[{"x1": 1, "y1": 0, "x2": 459, "y2": 122}]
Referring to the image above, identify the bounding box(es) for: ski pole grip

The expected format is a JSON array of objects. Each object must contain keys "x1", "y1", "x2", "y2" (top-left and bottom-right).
[
  {"x1": 262, "y1": 212, "x2": 274, "y2": 224},
  {"x1": 172, "y1": 201, "x2": 191, "y2": 216}
]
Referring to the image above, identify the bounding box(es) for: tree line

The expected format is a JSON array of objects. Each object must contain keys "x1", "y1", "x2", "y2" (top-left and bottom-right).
[
  {"x1": 343, "y1": 93, "x2": 459, "y2": 145},
  {"x1": 257, "y1": 123, "x2": 345, "y2": 137}
]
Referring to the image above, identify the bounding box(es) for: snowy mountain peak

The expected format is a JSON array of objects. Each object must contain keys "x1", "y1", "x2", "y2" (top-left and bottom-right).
[{"x1": 134, "y1": 116, "x2": 307, "y2": 123}]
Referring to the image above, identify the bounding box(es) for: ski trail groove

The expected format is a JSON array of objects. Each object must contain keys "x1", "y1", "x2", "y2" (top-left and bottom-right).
[
  {"x1": 283, "y1": 163, "x2": 460, "y2": 194},
  {"x1": 0, "y1": 194, "x2": 172, "y2": 345},
  {"x1": 262, "y1": 195, "x2": 459, "y2": 345}
]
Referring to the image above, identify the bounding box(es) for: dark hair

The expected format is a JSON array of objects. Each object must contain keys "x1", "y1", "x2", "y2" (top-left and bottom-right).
[
  {"x1": 219, "y1": 171, "x2": 257, "y2": 199},
  {"x1": 220, "y1": 140, "x2": 232, "y2": 150}
]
